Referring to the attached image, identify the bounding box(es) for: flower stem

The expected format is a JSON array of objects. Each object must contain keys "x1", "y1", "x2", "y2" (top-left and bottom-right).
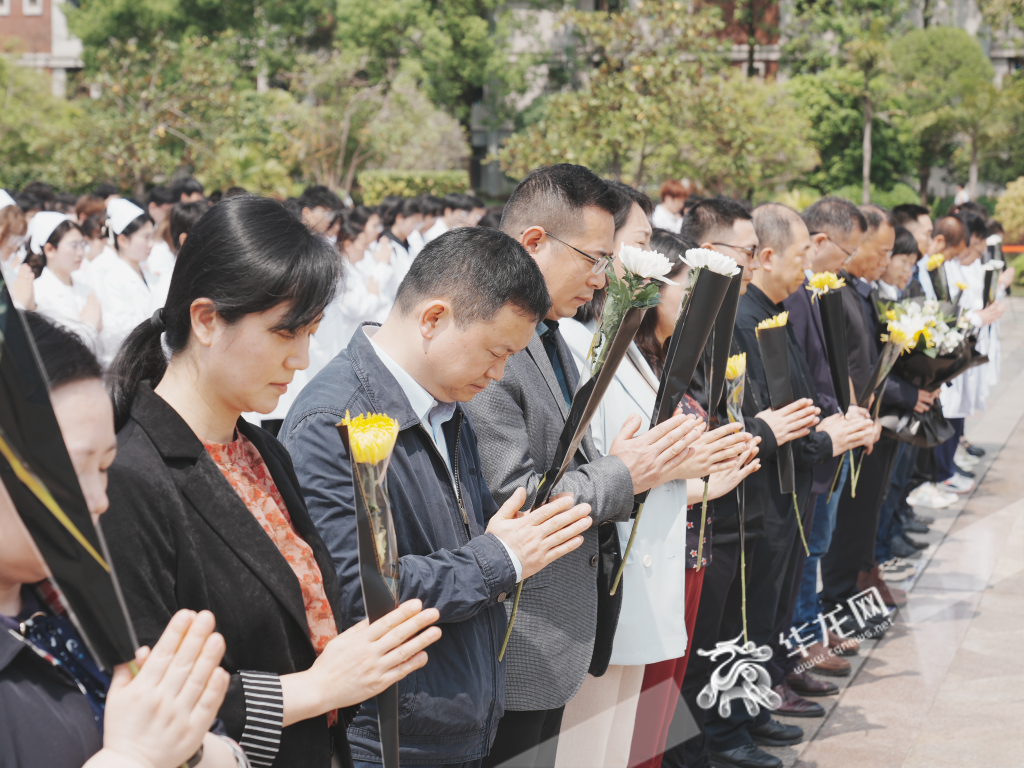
[
  {"x1": 793, "y1": 491, "x2": 809, "y2": 556},
  {"x1": 610, "y1": 503, "x2": 644, "y2": 596},
  {"x1": 497, "y1": 581, "x2": 523, "y2": 661},
  {"x1": 741, "y1": 547, "x2": 748, "y2": 645},
  {"x1": 695, "y1": 478, "x2": 709, "y2": 571}
]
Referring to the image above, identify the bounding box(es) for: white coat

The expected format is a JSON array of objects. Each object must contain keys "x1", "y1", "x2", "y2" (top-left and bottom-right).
[
  {"x1": 93, "y1": 251, "x2": 153, "y2": 366},
  {"x1": 561, "y1": 318, "x2": 689, "y2": 666},
  {"x1": 33, "y1": 267, "x2": 101, "y2": 355},
  {"x1": 146, "y1": 240, "x2": 175, "y2": 284},
  {"x1": 651, "y1": 204, "x2": 683, "y2": 234}
]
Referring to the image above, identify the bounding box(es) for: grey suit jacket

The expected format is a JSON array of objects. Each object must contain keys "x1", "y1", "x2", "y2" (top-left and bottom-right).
[{"x1": 464, "y1": 325, "x2": 635, "y2": 711}]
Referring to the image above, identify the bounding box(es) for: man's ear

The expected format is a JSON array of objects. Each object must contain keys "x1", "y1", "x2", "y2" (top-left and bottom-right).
[
  {"x1": 810, "y1": 232, "x2": 829, "y2": 252},
  {"x1": 417, "y1": 299, "x2": 452, "y2": 340},
  {"x1": 930, "y1": 235, "x2": 945, "y2": 255},
  {"x1": 521, "y1": 226, "x2": 546, "y2": 253},
  {"x1": 757, "y1": 246, "x2": 775, "y2": 273}
]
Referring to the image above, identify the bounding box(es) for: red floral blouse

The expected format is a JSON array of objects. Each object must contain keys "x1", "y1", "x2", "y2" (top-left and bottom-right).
[{"x1": 202, "y1": 433, "x2": 339, "y2": 656}]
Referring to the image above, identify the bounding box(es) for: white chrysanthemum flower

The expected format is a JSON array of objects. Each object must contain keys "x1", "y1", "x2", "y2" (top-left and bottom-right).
[
  {"x1": 619, "y1": 244, "x2": 679, "y2": 284},
  {"x1": 682, "y1": 247, "x2": 740, "y2": 277},
  {"x1": 986, "y1": 259, "x2": 1005, "y2": 271}
]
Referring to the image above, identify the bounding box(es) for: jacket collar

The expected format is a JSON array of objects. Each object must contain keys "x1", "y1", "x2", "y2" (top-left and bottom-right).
[
  {"x1": 347, "y1": 323, "x2": 466, "y2": 432},
  {"x1": 745, "y1": 283, "x2": 783, "y2": 320},
  {"x1": 524, "y1": 328, "x2": 571, "y2": 420},
  {"x1": 128, "y1": 382, "x2": 206, "y2": 460}
]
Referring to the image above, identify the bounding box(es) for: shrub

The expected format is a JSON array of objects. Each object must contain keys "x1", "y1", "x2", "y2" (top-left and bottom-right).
[
  {"x1": 995, "y1": 177, "x2": 1024, "y2": 244},
  {"x1": 931, "y1": 195, "x2": 998, "y2": 219},
  {"x1": 357, "y1": 170, "x2": 470, "y2": 205},
  {"x1": 831, "y1": 182, "x2": 922, "y2": 209}
]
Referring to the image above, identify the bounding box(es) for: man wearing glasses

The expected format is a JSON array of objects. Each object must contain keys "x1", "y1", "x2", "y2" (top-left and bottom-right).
[{"x1": 466, "y1": 164, "x2": 694, "y2": 768}]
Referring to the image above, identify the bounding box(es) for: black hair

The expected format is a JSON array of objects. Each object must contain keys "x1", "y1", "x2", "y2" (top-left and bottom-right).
[
  {"x1": 680, "y1": 197, "x2": 753, "y2": 245},
  {"x1": 955, "y1": 200, "x2": 988, "y2": 219},
  {"x1": 605, "y1": 180, "x2": 654, "y2": 232},
  {"x1": 107, "y1": 195, "x2": 341, "y2": 430},
  {"x1": 338, "y1": 206, "x2": 374, "y2": 245},
  {"x1": 52, "y1": 193, "x2": 78, "y2": 214},
  {"x1": 171, "y1": 177, "x2": 204, "y2": 201},
  {"x1": 300, "y1": 185, "x2": 343, "y2": 212},
  {"x1": 394, "y1": 226, "x2": 550, "y2": 326},
  {"x1": 478, "y1": 210, "x2": 502, "y2": 229},
  {"x1": 753, "y1": 202, "x2": 803, "y2": 257},
  {"x1": 25, "y1": 312, "x2": 103, "y2": 388},
  {"x1": 802, "y1": 196, "x2": 868, "y2": 238},
  {"x1": 380, "y1": 197, "x2": 423, "y2": 229},
  {"x1": 986, "y1": 218, "x2": 1005, "y2": 237},
  {"x1": 859, "y1": 204, "x2": 895, "y2": 231},
  {"x1": 635, "y1": 229, "x2": 694, "y2": 377},
  {"x1": 223, "y1": 187, "x2": 249, "y2": 199},
  {"x1": 146, "y1": 186, "x2": 176, "y2": 208},
  {"x1": 468, "y1": 195, "x2": 485, "y2": 209},
  {"x1": 891, "y1": 203, "x2": 930, "y2": 227},
  {"x1": 283, "y1": 198, "x2": 303, "y2": 220},
  {"x1": 959, "y1": 210, "x2": 987, "y2": 242},
  {"x1": 169, "y1": 201, "x2": 209, "y2": 252},
  {"x1": 500, "y1": 164, "x2": 618, "y2": 241},
  {"x1": 80, "y1": 214, "x2": 106, "y2": 241},
  {"x1": 15, "y1": 193, "x2": 42, "y2": 215},
  {"x1": 21, "y1": 182, "x2": 55, "y2": 207},
  {"x1": 419, "y1": 195, "x2": 445, "y2": 217},
  {"x1": 113, "y1": 212, "x2": 154, "y2": 252},
  {"x1": 683, "y1": 195, "x2": 704, "y2": 214},
  {"x1": 439, "y1": 193, "x2": 476, "y2": 213},
  {"x1": 207, "y1": 191, "x2": 224, "y2": 205},
  {"x1": 891, "y1": 226, "x2": 922, "y2": 260},
  {"x1": 93, "y1": 183, "x2": 120, "y2": 199}
]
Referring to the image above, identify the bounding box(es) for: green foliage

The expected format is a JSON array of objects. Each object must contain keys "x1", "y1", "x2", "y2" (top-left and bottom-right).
[
  {"x1": 787, "y1": 70, "x2": 916, "y2": 193},
  {"x1": 831, "y1": 182, "x2": 921, "y2": 208},
  {"x1": 996, "y1": 176, "x2": 1024, "y2": 244},
  {"x1": 357, "y1": 170, "x2": 470, "y2": 205},
  {"x1": 976, "y1": 0, "x2": 1024, "y2": 33},
  {"x1": 769, "y1": 187, "x2": 823, "y2": 211},
  {"x1": 929, "y1": 195, "x2": 997, "y2": 219}
]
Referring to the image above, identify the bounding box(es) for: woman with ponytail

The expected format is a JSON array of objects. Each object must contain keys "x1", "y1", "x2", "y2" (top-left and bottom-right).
[{"x1": 100, "y1": 195, "x2": 441, "y2": 768}]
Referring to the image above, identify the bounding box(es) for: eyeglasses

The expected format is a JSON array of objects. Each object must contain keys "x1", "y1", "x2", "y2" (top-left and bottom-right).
[
  {"x1": 809, "y1": 232, "x2": 857, "y2": 263},
  {"x1": 61, "y1": 239, "x2": 89, "y2": 253},
  {"x1": 710, "y1": 242, "x2": 759, "y2": 263},
  {"x1": 545, "y1": 232, "x2": 611, "y2": 275}
]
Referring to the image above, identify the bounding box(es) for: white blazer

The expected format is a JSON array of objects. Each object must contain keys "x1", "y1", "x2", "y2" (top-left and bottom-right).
[
  {"x1": 561, "y1": 318, "x2": 688, "y2": 666},
  {"x1": 33, "y1": 267, "x2": 101, "y2": 354},
  {"x1": 93, "y1": 252, "x2": 153, "y2": 366}
]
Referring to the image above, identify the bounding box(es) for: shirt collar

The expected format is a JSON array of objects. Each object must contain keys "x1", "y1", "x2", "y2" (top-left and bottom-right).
[
  {"x1": 538, "y1": 319, "x2": 560, "y2": 338},
  {"x1": 364, "y1": 327, "x2": 453, "y2": 425}
]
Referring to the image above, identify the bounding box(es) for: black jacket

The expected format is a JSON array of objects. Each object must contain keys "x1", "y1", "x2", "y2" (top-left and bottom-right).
[
  {"x1": 734, "y1": 285, "x2": 834, "y2": 516},
  {"x1": 101, "y1": 383, "x2": 350, "y2": 768}
]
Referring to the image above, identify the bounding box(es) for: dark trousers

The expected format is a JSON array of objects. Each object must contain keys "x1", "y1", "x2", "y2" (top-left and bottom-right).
[
  {"x1": 774, "y1": 494, "x2": 816, "y2": 680},
  {"x1": 483, "y1": 707, "x2": 564, "y2": 768},
  {"x1": 933, "y1": 417, "x2": 965, "y2": 482},
  {"x1": 820, "y1": 439, "x2": 898, "y2": 609},
  {"x1": 875, "y1": 443, "x2": 919, "y2": 562},
  {"x1": 661, "y1": 538, "x2": 745, "y2": 768}
]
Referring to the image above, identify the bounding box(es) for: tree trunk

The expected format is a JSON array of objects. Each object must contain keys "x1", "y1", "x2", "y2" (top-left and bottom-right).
[
  {"x1": 968, "y1": 137, "x2": 979, "y2": 200},
  {"x1": 919, "y1": 164, "x2": 930, "y2": 206},
  {"x1": 862, "y1": 89, "x2": 873, "y2": 205}
]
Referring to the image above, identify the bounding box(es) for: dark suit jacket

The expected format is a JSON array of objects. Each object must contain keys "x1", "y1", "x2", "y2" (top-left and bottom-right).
[{"x1": 101, "y1": 383, "x2": 349, "y2": 768}]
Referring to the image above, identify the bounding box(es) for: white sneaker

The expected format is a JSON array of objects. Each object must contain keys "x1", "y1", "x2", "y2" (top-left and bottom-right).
[
  {"x1": 939, "y1": 489, "x2": 959, "y2": 505},
  {"x1": 954, "y1": 447, "x2": 979, "y2": 469},
  {"x1": 941, "y1": 474, "x2": 974, "y2": 495},
  {"x1": 908, "y1": 483, "x2": 953, "y2": 509}
]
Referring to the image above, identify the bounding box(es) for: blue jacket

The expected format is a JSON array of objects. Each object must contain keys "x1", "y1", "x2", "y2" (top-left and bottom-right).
[{"x1": 278, "y1": 325, "x2": 517, "y2": 765}]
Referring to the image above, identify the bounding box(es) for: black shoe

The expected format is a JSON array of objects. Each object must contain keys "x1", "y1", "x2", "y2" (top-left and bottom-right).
[
  {"x1": 902, "y1": 532, "x2": 929, "y2": 550},
  {"x1": 955, "y1": 467, "x2": 976, "y2": 479},
  {"x1": 909, "y1": 510, "x2": 935, "y2": 525},
  {"x1": 749, "y1": 717, "x2": 804, "y2": 746},
  {"x1": 709, "y1": 744, "x2": 783, "y2": 768},
  {"x1": 892, "y1": 535, "x2": 924, "y2": 559},
  {"x1": 965, "y1": 442, "x2": 985, "y2": 457},
  {"x1": 902, "y1": 519, "x2": 930, "y2": 534}
]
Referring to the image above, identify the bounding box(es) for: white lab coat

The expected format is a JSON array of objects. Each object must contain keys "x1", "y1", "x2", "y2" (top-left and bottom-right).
[
  {"x1": 651, "y1": 204, "x2": 683, "y2": 234},
  {"x1": 94, "y1": 253, "x2": 153, "y2": 366},
  {"x1": 940, "y1": 260, "x2": 989, "y2": 418},
  {"x1": 408, "y1": 227, "x2": 427, "y2": 259},
  {"x1": 423, "y1": 218, "x2": 449, "y2": 244},
  {"x1": 146, "y1": 240, "x2": 175, "y2": 284},
  {"x1": 33, "y1": 267, "x2": 101, "y2": 355},
  {"x1": 561, "y1": 318, "x2": 689, "y2": 665}
]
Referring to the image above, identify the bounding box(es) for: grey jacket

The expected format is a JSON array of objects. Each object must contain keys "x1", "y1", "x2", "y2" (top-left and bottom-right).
[{"x1": 464, "y1": 324, "x2": 635, "y2": 711}]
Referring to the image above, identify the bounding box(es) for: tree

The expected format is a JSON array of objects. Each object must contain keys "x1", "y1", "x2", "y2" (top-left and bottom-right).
[
  {"x1": 976, "y1": 0, "x2": 1024, "y2": 36},
  {"x1": 784, "y1": 0, "x2": 911, "y2": 203},
  {"x1": 892, "y1": 27, "x2": 1000, "y2": 201},
  {"x1": 787, "y1": 69, "x2": 916, "y2": 195}
]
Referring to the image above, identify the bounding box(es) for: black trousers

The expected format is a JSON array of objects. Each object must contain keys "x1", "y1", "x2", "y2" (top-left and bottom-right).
[
  {"x1": 661, "y1": 538, "x2": 745, "y2": 768},
  {"x1": 820, "y1": 439, "x2": 898, "y2": 609},
  {"x1": 483, "y1": 707, "x2": 564, "y2": 768}
]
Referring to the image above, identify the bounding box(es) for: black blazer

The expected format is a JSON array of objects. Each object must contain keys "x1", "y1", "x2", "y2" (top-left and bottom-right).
[{"x1": 100, "y1": 383, "x2": 350, "y2": 768}]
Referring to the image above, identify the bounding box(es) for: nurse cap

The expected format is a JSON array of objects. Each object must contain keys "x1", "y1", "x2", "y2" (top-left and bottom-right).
[
  {"x1": 27, "y1": 211, "x2": 73, "y2": 255},
  {"x1": 0, "y1": 189, "x2": 15, "y2": 211},
  {"x1": 106, "y1": 198, "x2": 147, "y2": 236}
]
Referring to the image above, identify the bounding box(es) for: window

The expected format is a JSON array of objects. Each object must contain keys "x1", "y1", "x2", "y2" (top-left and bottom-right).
[
  {"x1": 0, "y1": 0, "x2": 10, "y2": 16},
  {"x1": 23, "y1": 0, "x2": 43, "y2": 15}
]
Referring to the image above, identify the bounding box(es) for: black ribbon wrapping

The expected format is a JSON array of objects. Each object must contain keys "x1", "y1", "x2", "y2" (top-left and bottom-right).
[
  {"x1": 983, "y1": 268, "x2": 999, "y2": 308},
  {"x1": 337, "y1": 423, "x2": 401, "y2": 768},
  {"x1": 755, "y1": 324, "x2": 795, "y2": 495},
  {"x1": 706, "y1": 273, "x2": 745, "y2": 427},
  {"x1": 0, "y1": 285, "x2": 137, "y2": 671},
  {"x1": 891, "y1": 342, "x2": 978, "y2": 393},
  {"x1": 817, "y1": 291, "x2": 851, "y2": 412},
  {"x1": 879, "y1": 401, "x2": 955, "y2": 448},
  {"x1": 930, "y1": 263, "x2": 951, "y2": 303},
  {"x1": 609, "y1": 267, "x2": 734, "y2": 595},
  {"x1": 856, "y1": 341, "x2": 901, "y2": 408}
]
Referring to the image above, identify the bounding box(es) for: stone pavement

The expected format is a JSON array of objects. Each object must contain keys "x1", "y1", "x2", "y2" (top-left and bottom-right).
[{"x1": 762, "y1": 299, "x2": 1024, "y2": 768}]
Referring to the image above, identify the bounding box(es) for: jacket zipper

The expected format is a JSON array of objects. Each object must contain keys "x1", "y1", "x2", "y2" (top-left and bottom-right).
[{"x1": 418, "y1": 411, "x2": 470, "y2": 540}]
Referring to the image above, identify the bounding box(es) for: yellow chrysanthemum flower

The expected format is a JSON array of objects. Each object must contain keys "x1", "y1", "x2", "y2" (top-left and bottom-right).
[
  {"x1": 881, "y1": 324, "x2": 912, "y2": 351},
  {"x1": 756, "y1": 311, "x2": 789, "y2": 330},
  {"x1": 805, "y1": 271, "x2": 846, "y2": 300},
  {"x1": 955, "y1": 280, "x2": 968, "y2": 291},
  {"x1": 342, "y1": 411, "x2": 400, "y2": 464},
  {"x1": 726, "y1": 353, "x2": 746, "y2": 381},
  {"x1": 926, "y1": 254, "x2": 945, "y2": 271}
]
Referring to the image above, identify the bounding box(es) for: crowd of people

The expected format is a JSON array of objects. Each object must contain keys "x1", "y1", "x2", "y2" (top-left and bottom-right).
[{"x1": 0, "y1": 164, "x2": 1011, "y2": 768}]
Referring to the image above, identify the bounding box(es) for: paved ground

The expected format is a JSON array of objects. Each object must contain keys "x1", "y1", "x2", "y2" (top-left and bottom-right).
[{"x1": 764, "y1": 299, "x2": 1024, "y2": 768}]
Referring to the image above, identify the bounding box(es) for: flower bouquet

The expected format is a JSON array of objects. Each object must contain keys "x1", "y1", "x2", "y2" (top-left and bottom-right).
[
  {"x1": 807, "y1": 272, "x2": 851, "y2": 412},
  {"x1": 925, "y1": 254, "x2": 950, "y2": 302},
  {"x1": 755, "y1": 312, "x2": 808, "y2": 555},
  {"x1": 337, "y1": 412, "x2": 401, "y2": 768},
  {"x1": 503, "y1": 243, "x2": 670, "y2": 657},
  {"x1": 610, "y1": 248, "x2": 739, "y2": 594},
  {"x1": 0, "y1": 279, "x2": 138, "y2": 674}
]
